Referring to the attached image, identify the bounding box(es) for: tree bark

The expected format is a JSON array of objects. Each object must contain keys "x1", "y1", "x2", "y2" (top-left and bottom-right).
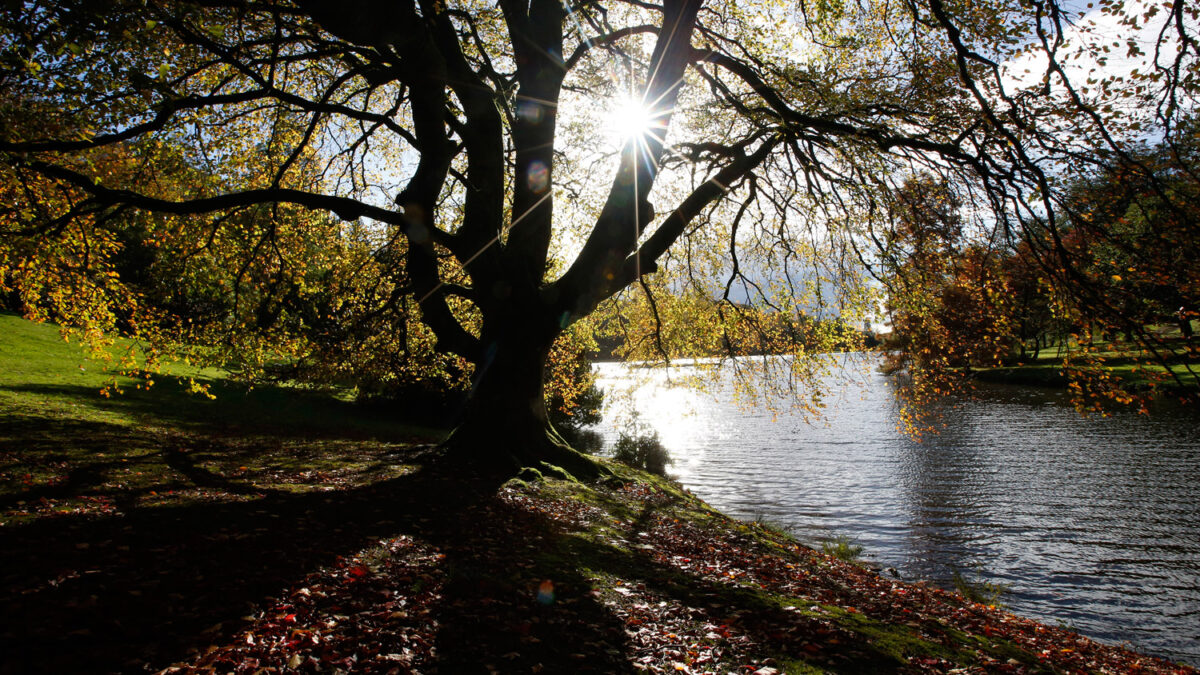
[{"x1": 440, "y1": 311, "x2": 608, "y2": 481}]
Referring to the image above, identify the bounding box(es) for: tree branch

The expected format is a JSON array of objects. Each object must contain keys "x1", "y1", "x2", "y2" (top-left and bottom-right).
[
  {"x1": 555, "y1": 0, "x2": 703, "y2": 314},
  {"x1": 620, "y1": 138, "x2": 779, "y2": 294},
  {"x1": 24, "y1": 159, "x2": 423, "y2": 231},
  {"x1": 500, "y1": 0, "x2": 566, "y2": 288},
  {"x1": 563, "y1": 24, "x2": 660, "y2": 71}
]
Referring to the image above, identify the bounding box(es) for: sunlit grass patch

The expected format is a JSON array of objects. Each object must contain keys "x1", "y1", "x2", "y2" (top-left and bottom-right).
[
  {"x1": 975, "y1": 331, "x2": 1200, "y2": 393},
  {"x1": 0, "y1": 312, "x2": 442, "y2": 525}
]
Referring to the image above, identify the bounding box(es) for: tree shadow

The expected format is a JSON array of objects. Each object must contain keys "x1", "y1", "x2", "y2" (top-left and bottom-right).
[
  {"x1": 0, "y1": 461, "x2": 419, "y2": 672},
  {"x1": 547, "y1": 491, "x2": 915, "y2": 673},
  {"x1": 421, "y1": 486, "x2": 636, "y2": 673},
  {"x1": 1, "y1": 380, "x2": 436, "y2": 442},
  {"x1": 565, "y1": 534, "x2": 911, "y2": 673},
  {"x1": 2, "y1": 402, "x2": 911, "y2": 674},
  {"x1": 422, "y1": 486, "x2": 915, "y2": 673},
  {"x1": 0, "y1": 410, "x2": 399, "y2": 517},
  {"x1": 0, "y1": 427, "x2": 633, "y2": 674}
]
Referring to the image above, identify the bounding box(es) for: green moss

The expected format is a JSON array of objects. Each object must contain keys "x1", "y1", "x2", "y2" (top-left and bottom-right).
[
  {"x1": 516, "y1": 467, "x2": 544, "y2": 483},
  {"x1": 536, "y1": 462, "x2": 576, "y2": 482}
]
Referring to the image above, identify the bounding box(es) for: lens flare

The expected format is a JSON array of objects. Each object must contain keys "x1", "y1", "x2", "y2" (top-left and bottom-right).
[{"x1": 608, "y1": 95, "x2": 660, "y2": 143}]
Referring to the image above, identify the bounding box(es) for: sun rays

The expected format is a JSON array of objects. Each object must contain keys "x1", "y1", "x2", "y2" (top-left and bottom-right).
[{"x1": 608, "y1": 94, "x2": 664, "y2": 143}]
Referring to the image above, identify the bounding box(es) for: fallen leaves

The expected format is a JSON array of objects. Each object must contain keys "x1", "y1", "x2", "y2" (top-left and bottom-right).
[
  {"x1": 5, "y1": 449, "x2": 1196, "y2": 675},
  {"x1": 181, "y1": 535, "x2": 446, "y2": 674}
]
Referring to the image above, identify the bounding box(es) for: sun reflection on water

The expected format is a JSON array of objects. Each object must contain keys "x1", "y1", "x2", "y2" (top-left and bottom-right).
[{"x1": 594, "y1": 361, "x2": 730, "y2": 480}]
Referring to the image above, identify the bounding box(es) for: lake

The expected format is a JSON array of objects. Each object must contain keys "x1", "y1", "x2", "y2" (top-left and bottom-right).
[{"x1": 590, "y1": 355, "x2": 1200, "y2": 666}]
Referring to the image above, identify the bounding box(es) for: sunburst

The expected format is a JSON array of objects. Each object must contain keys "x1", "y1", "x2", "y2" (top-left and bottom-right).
[{"x1": 607, "y1": 94, "x2": 665, "y2": 146}]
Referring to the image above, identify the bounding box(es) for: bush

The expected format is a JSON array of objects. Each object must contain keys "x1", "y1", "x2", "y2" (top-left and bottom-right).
[
  {"x1": 563, "y1": 428, "x2": 605, "y2": 454},
  {"x1": 820, "y1": 535, "x2": 864, "y2": 562},
  {"x1": 951, "y1": 567, "x2": 1009, "y2": 607},
  {"x1": 612, "y1": 431, "x2": 672, "y2": 475},
  {"x1": 550, "y1": 379, "x2": 605, "y2": 453}
]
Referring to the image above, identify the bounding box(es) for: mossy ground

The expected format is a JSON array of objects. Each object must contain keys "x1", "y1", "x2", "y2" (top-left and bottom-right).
[{"x1": 1, "y1": 313, "x2": 1195, "y2": 673}]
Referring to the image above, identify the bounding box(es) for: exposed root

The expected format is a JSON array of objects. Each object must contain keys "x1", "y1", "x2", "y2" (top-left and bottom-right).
[{"x1": 439, "y1": 423, "x2": 612, "y2": 483}]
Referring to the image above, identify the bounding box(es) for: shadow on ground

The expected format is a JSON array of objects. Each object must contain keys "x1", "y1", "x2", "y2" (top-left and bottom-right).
[
  {"x1": 0, "y1": 386, "x2": 645, "y2": 675},
  {"x1": 0, "y1": 435, "x2": 628, "y2": 673},
  {"x1": 1, "y1": 379, "x2": 433, "y2": 441},
  {"x1": 0, "y1": 403, "x2": 925, "y2": 674}
]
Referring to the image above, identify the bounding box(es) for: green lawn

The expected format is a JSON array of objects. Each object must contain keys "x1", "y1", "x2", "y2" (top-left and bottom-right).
[
  {"x1": 0, "y1": 311, "x2": 449, "y2": 435},
  {"x1": 973, "y1": 336, "x2": 1200, "y2": 394},
  {"x1": 0, "y1": 312, "x2": 444, "y2": 523}
]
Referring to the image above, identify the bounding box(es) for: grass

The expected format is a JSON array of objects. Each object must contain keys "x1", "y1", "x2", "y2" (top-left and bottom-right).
[
  {"x1": 1, "y1": 313, "x2": 1195, "y2": 673},
  {"x1": 950, "y1": 567, "x2": 1010, "y2": 608},
  {"x1": 0, "y1": 311, "x2": 444, "y2": 525},
  {"x1": 972, "y1": 333, "x2": 1200, "y2": 394},
  {"x1": 820, "y1": 534, "x2": 865, "y2": 562},
  {"x1": 750, "y1": 513, "x2": 795, "y2": 538},
  {"x1": 0, "y1": 311, "x2": 443, "y2": 437}
]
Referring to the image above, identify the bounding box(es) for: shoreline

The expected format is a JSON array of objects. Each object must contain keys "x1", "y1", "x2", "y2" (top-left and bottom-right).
[
  {"x1": 971, "y1": 363, "x2": 1200, "y2": 397},
  {"x1": 3, "y1": 314, "x2": 1196, "y2": 672}
]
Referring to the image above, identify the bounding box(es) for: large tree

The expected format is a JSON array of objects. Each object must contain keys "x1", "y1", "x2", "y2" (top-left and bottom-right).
[{"x1": 2, "y1": 0, "x2": 1197, "y2": 474}]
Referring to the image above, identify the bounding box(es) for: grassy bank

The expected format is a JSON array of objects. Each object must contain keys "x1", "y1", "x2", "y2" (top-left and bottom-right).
[
  {"x1": 1, "y1": 314, "x2": 1195, "y2": 673},
  {"x1": 970, "y1": 340, "x2": 1200, "y2": 396}
]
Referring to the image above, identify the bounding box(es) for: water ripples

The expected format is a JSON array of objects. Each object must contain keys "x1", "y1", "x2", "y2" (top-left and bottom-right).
[{"x1": 593, "y1": 357, "x2": 1200, "y2": 665}]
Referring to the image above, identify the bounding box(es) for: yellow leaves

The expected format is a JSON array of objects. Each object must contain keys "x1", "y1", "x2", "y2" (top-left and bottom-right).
[
  {"x1": 185, "y1": 378, "x2": 216, "y2": 400},
  {"x1": 545, "y1": 321, "x2": 600, "y2": 415}
]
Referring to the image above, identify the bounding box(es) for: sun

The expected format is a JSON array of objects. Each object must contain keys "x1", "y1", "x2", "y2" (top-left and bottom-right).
[{"x1": 607, "y1": 95, "x2": 662, "y2": 144}]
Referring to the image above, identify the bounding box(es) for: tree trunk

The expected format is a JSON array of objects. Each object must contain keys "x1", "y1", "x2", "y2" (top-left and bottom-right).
[{"x1": 440, "y1": 318, "x2": 608, "y2": 481}]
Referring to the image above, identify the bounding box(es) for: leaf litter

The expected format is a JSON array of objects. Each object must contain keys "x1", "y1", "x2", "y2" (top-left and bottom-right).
[
  {"x1": 2, "y1": 417, "x2": 1194, "y2": 674},
  {"x1": 155, "y1": 473, "x2": 1194, "y2": 674}
]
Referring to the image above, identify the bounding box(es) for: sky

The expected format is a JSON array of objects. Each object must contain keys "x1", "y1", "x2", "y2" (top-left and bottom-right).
[{"x1": 1000, "y1": 0, "x2": 1196, "y2": 119}]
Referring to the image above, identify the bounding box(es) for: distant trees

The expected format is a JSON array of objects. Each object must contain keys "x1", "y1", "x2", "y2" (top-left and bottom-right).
[
  {"x1": 880, "y1": 125, "x2": 1200, "y2": 420},
  {"x1": 1061, "y1": 126, "x2": 1200, "y2": 342},
  {"x1": 877, "y1": 176, "x2": 1017, "y2": 419}
]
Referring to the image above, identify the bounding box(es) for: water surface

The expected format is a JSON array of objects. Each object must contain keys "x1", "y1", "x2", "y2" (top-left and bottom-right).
[{"x1": 591, "y1": 356, "x2": 1200, "y2": 665}]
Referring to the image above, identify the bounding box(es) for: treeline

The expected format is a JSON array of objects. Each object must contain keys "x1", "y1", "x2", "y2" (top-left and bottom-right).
[{"x1": 879, "y1": 125, "x2": 1199, "y2": 418}]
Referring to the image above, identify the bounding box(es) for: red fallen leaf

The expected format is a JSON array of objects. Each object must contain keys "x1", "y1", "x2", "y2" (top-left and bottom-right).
[{"x1": 348, "y1": 566, "x2": 369, "y2": 578}]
